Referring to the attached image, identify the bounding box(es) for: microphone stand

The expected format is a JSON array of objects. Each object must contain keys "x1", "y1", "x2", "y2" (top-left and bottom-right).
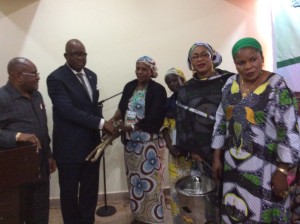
[
  {"x1": 97, "y1": 92, "x2": 123, "y2": 107},
  {"x1": 96, "y1": 92, "x2": 122, "y2": 217}
]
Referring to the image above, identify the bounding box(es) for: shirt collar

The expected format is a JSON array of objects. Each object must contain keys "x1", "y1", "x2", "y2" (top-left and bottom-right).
[{"x1": 66, "y1": 63, "x2": 86, "y2": 76}]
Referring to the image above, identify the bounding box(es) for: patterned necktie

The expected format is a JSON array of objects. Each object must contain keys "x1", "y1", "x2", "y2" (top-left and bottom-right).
[{"x1": 76, "y1": 73, "x2": 92, "y2": 101}]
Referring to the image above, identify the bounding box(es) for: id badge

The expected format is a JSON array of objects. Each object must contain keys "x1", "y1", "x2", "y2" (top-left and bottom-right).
[
  {"x1": 125, "y1": 110, "x2": 137, "y2": 125},
  {"x1": 171, "y1": 129, "x2": 176, "y2": 145}
]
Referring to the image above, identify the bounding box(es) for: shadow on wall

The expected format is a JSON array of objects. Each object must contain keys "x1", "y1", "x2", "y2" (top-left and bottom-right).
[
  {"x1": 0, "y1": 0, "x2": 39, "y2": 15},
  {"x1": 0, "y1": 0, "x2": 40, "y2": 32},
  {"x1": 0, "y1": 0, "x2": 40, "y2": 74}
]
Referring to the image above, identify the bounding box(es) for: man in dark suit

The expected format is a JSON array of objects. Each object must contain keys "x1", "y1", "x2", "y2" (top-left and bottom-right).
[{"x1": 47, "y1": 39, "x2": 116, "y2": 224}]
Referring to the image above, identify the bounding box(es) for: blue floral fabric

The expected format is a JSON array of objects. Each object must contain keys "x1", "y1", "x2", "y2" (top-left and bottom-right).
[{"x1": 124, "y1": 89, "x2": 166, "y2": 223}]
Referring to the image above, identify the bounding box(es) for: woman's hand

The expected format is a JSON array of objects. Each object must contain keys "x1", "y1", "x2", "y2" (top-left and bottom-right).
[
  {"x1": 191, "y1": 152, "x2": 203, "y2": 161},
  {"x1": 162, "y1": 129, "x2": 182, "y2": 158},
  {"x1": 271, "y1": 169, "x2": 289, "y2": 200},
  {"x1": 118, "y1": 123, "x2": 135, "y2": 133}
]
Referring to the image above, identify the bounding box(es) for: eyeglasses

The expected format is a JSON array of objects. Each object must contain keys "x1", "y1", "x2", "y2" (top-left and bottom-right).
[
  {"x1": 21, "y1": 72, "x2": 40, "y2": 77},
  {"x1": 191, "y1": 51, "x2": 211, "y2": 61},
  {"x1": 67, "y1": 52, "x2": 88, "y2": 58}
]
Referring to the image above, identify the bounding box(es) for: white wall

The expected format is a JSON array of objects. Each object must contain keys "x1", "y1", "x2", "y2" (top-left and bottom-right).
[{"x1": 0, "y1": 0, "x2": 273, "y2": 199}]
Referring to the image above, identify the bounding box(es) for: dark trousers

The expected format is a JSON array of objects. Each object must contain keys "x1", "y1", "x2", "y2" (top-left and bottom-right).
[
  {"x1": 57, "y1": 161, "x2": 100, "y2": 224},
  {"x1": 20, "y1": 181, "x2": 50, "y2": 224}
]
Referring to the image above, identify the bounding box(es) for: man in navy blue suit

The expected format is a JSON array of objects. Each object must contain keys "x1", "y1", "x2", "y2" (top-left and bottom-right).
[{"x1": 47, "y1": 39, "x2": 116, "y2": 224}]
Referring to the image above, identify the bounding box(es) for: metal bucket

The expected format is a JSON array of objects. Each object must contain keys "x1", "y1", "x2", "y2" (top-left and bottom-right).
[{"x1": 175, "y1": 175, "x2": 219, "y2": 224}]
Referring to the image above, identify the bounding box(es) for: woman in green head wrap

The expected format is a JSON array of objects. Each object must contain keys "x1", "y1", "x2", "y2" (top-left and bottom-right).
[
  {"x1": 232, "y1": 37, "x2": 265, "y2": 97},
  {"x1": 232, "y1": 37, "x2": 262, "y2": 58},
  {"x1": 211, "y1": 37, "x2": 300, "y2": 223}
]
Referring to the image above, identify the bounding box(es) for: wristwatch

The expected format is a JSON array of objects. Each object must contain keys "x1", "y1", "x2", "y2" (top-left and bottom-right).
[{"x1": 277, "y1": 167, "x2": 288, "y2": 175}]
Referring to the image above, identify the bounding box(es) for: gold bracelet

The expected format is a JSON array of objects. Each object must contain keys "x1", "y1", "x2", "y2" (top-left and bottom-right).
[
  {"x1": 15, "y1": 132, "x2": 21, "y2": 141},
  {"x1": 277, "y1": 167, "x2": 288, "y2": 175}
]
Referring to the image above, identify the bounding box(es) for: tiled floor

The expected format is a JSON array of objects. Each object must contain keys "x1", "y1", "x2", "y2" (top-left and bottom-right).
[{"x1": 49, "y1": 197, "x2": 173, "y2": 224}]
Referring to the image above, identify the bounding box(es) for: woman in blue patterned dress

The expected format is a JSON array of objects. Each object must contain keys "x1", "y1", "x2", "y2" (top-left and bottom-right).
[
  {"x1": 111, "y1": 56, "x2": 167, "y2": 224},
  {"x1": 211, "y1": 37, "x2": 300, "y2": 223}
]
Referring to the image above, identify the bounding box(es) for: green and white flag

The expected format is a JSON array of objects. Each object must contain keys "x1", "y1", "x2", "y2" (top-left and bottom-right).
[{"x1": 272, "y1": 0, "x2": 300, "y2": 91}]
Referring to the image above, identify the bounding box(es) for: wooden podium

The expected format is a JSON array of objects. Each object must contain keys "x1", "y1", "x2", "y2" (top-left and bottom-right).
[{"x1": 0, "y1": 144, "x2": 40, "y2": 224}]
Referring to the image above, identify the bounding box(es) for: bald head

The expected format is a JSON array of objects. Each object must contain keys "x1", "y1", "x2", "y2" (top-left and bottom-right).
[
  {"x1": 6, "y1": 57, "x2": 39, "y2": 95},
  {"x1": 7, "y1": 57, "x2": 34, "y2": 76},
  {"x1": 65, "y1": 39, "x2": 85, "y2": 53}
]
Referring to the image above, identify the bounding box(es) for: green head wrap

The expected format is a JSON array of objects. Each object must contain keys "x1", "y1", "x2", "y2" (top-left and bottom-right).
[{"x1": 232, "y1": 37, "x2": 262, "y2": 58}]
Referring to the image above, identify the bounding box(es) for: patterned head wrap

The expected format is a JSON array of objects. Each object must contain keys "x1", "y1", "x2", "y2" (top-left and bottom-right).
[
  {"x1": 187, "y1": 42, "x2": 222, "y2": 70},
  {"x1": 136, "y1": 56, "x2": 158, "y2": 78},
  {"x1": 232, "y1": 37, "x2": 262, "y2": 58},
  {"x1": 165, "y1": 67, "x2": 186, "y2": 82}
]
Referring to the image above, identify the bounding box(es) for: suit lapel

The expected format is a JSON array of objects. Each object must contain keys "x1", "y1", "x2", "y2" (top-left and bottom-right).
[{"x1": 62, "y1": 65, "x2": 93, "y2": 102}]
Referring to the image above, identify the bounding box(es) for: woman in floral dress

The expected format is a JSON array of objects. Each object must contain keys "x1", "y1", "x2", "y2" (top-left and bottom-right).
[
  {"x1": 212, "y1": 37, "x2": 300, "y2": 223},
  {"x1": 111, "y1": 56, "x2": 167, "y2": 224}
]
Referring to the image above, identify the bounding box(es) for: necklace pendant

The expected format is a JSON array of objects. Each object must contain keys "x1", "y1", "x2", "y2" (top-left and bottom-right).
[{"x1": 242, "y1": 92, "x2": 247, "y2": 98}]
